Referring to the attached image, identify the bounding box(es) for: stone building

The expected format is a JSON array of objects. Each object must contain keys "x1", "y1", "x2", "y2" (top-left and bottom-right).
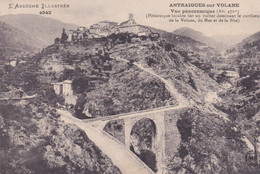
[
  {"x1": 67, "y1": 13, "x2": 150, "y2": 40},
  {"x1": 118, "y1": 13, "x2": 144, "y2": 34},
  {"x1": 98, "y1": 21, "x2": 118, "y2": 30},
  {"x1": 53, "y1": 82, "x2": 63, "y2": 95},
  {"x1": 78, "y1": 26, "x2": 87, "y2": 31},
  {"x1": 89, "y1": 24, "x2": 101, "y2": 34},
  {"x1": 68, "y1": 27, "x2": 88, "y2": 42},
  {"x1": 89, "y1": 21, "x2": 118, "y2": 37},
  {"x1": 67, "y1": 30, "x2": 74, "y2": 42},
  {"x1": 52, "y1": 80, "x2": 73, "y2": 96},
  {"x1": 63, "y1": 80, "x2": 73, "y2": 96}
]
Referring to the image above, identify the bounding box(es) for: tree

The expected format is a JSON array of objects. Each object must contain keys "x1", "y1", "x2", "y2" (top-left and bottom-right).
[
  {"x1": 164, "y1": 43, "x2": 172, "y2": 51},
  {"x1": 72, "y1": 77, "x2": 89, "y2": 94},
  {"x1": 149, "y1": 33, "x2": 160, "y2": 41},
  {"x1": 39, "y1": 86, "x2": 65, "y2": 106},
  {"x1": 60, "y1": 28, "x2": 68, "y2": 43},
  {"x1": 75, "y1": 95, "x2": 87, "y2": 119},
  {"x1": 58, "y1": 69, "x2": 75, "y2": 82},
  {"x1": 54, "y1": 38, "x2": 60, "y2": 44},
  {"x1": 240, "y1": 75, "x2": 257, "y2": 90},
  {"x1": 216, "y1": 71, "x2": 229, "y2": 84},
  {"x1": 188, "y1": 76, "x2": 197, "y2": 91}
]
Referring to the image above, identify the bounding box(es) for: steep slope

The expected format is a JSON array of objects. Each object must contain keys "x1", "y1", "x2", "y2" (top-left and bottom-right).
[
  {"x1": 173, "y1": 27, "x2": 224, "y2": 49},
  {"x1": 0, "y1": 14, "x2": 79, "y2": 46},
  {"x1": 108, "y1": 38, "x2": 220, "y2": 105},
  {"x1": 0, "y1": 21, "x2": 45, "y2": 60},
  {"x1": 116, "y1": 57, "x2": 189, "y2": 106},
  {"x1": 147, "y1": 26, "x2": 220, "y2": 79},
  {"x1": 24, "y1": 32, "x2": 221, "y2": 118},
  {"x1": 241, "y1": 31, "x2": 260, "y2": 44},
  {"x1": 1, "y1": 30, "x2": 259, "y2": 174},
  {"x1": 214, "y1": 31, "x2": 260, "y2": 173},
  {"x1": 58, "y1": 109, "x2": 154, "y2": 174},
  {"x1": 225, "y1": 30, "x2": 260, "y2": 76},
  {"x1": 218, "y1": 31, "x2": 260, "y2": 119},
  {"x1": 148, "y1": 26, "x2": 208, "y2": 50},
  {"x1": 0, "y1": 100, "x2": 121, "y2": 174},
  {"x1": 212, "y1": 33, "x2": 248, "y2": 47}
]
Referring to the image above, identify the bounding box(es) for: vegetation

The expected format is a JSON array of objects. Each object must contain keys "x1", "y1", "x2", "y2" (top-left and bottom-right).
[
  {"x1": 1, "y1": 22, "x2": 259, "y2": 174},
  {"x1": 130, "y1": 118, "x2": 157, "y2": 172},
  {"x1": 60, "y1": 28, "x2": 69, "y2": 43},
  {"x1": 0, "y1": 101, "x2": 121, "y2": 174},
  {"x1": 216, "y1": 71, "x2": 230, "y2": 84},
  {"x1": 103, "y1": 120, "x2": 125, "y2": 144},
  {"x1": 166, "y1": 108, "x2": 260, "y2": 174}
]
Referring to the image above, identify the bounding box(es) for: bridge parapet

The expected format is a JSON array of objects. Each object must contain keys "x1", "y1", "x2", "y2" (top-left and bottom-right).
[
  {"x1": 83, "y1": 105, "x2": 188, "y2": 125},
  {"x1": 83, "y1": 105, "x2": 190, "y2": 174}
]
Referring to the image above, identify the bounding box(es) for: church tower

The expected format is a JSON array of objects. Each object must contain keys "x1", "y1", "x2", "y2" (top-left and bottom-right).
[{"x1": 129, "y1": 13, "x2": 134, "y2": 20}]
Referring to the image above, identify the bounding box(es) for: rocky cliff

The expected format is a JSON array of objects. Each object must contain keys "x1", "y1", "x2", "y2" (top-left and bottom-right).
[{"x1": 0, "y1": 100, "x2": 121, "y2": 174}]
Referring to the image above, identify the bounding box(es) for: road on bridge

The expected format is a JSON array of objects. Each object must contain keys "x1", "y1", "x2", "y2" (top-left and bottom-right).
[{"x1": 58, "y1": 109, "x2": 154, "y2": 174}]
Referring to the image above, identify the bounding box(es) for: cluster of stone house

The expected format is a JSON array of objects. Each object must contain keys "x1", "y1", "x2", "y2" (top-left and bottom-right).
[
  {"x1": 52, "y1": 80, "x2": 73, "y2": 96},
  {"x1": 67, "y1": 13, "x2": 150, "y2": 42},
  {"x1": 67, "y1": 27, "x2": 88, "y2": 42}
]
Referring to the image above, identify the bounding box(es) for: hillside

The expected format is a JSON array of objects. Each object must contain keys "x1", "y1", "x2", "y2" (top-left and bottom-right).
[
  {"x1": 29, "y1": 33, "x2": 259, "y2": 173},
  {"x1": 0, "y1": 100, "x2": 121, "y2": 174},
  {"x1": 224, "y1": 30, "x2": 260, "y2": 76},
  {"x1": 0, "y1": 21, "x2": 46, "y2": 61},
  {"x1": 212, "y1": 33, "x2": 248, "y2": 47},
  {"x1": 148, "y1": 26, "x2": 210, "y2": 50},
  {"x1": 173, "y1": 27, "x2": 224, "y2": 50},
  {"x1": 213, "y1": 31, "x2": 260, "y2": 121},
  {"x1": 1, "y1": 31, "x2": 220, "y2": 115},
  {"x1": 1, "y1": 27, "x2": 259, "y2": 173},
  {"x1": 0, "y1": 14, "x2": 79, "y2": 46},
  {"x1": 241, "y1": 31, "x2": 260, "y2": 44},
  {"x1": 147, "y1": 26, "x2": 220, "y2": 79},
  {"x1": 219, "y1": 31, "x2": 260, "y2": 117},
  {"x1": 214, "y1": 31, "x2": 260, "y2": 173},
  {"x1": 19, "y1": 33, "x2": 221, "y2": 118}
]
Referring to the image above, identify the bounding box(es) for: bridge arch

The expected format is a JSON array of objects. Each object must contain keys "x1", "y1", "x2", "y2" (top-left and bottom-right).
[
  {"x1": 130, "y1": 118, "x2": 157, "y2": 172},
  {"x1": 124, "y1": 114, "x2": 165, "y2": 173},
  {"x1": 130, "y1": 117, "x2": 157, "y2": 150},
  {"x1": 85, "y1": 106, "x2": 189, "y2": 174},
  {"x1": 103, "y1": 119, "x2": 125, "y2": 144}
]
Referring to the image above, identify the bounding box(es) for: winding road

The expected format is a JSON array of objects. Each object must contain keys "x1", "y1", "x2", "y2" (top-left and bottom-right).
[
  {"x1": 111, "y1": 56, "x2": 190, "y2": 107},
  {"x1": 58, "y1": 109, "x2": 154, "y2": 174},
  {"x1": 57, "y1": 52, "x2": 255, "y2": 173}
]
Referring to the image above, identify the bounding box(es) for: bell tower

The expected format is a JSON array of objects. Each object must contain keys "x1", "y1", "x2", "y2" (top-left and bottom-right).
[{"x1": 129, "y1": 13, "x2": 134, "y2": 20}]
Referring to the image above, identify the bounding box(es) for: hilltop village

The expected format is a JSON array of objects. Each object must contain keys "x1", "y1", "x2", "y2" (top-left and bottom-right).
[
  {"x1": 51, "y1": 14, "x2": 161, "y2": 99},
  {"x1": 66, "y1": 13, "x2": 151, "y2": 42},
  {"x1": 52, "y1": 11, "x2": 241, "y2": 100}
]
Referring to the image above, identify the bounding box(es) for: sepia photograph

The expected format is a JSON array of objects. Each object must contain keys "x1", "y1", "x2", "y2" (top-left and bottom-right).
[{"x1": 0, "y1": 0, "x2": 259, "y2": 173}]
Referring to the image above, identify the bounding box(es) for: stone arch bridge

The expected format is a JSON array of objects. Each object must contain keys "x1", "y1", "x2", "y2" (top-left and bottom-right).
[{"x1": 83, "y1": 105, "x2": 191, "y2": 174}]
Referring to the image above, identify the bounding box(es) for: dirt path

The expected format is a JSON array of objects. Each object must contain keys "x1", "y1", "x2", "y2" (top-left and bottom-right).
[
  {"x1": 112, "y1": 56, "x2": 190, "y2": 107},
  {"x1": 0, "y1": 94, "x2": 37, "y2": 101}
]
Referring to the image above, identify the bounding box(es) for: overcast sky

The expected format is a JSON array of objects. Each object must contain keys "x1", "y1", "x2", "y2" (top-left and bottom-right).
[{"x1": 1, "y1": 0, "x2": 260, "y2": 36}]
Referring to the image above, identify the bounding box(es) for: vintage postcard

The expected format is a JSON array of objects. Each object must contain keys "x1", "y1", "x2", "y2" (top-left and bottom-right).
[{"x1": 0, "y1": 0, "x2": 259, "y2": 174}]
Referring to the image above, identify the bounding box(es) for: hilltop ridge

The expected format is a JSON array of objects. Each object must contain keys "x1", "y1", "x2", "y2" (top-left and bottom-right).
[
  {"x1": 173, "y1": 27, "x2": 225, "y2": 49},
  {"x1": 0, "y1": 14, "x2": 79, "y2": 46}
]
